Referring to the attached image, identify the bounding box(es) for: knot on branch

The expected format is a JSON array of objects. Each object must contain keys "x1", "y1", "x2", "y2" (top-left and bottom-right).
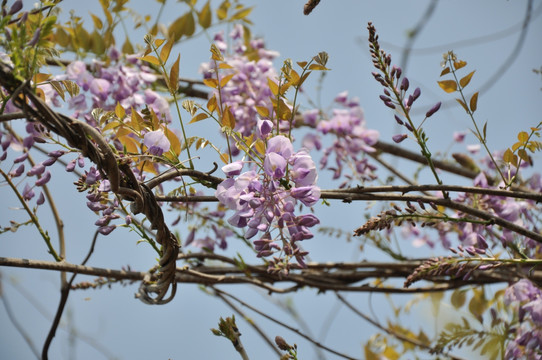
[{"x1": 0, "y1": 61, "x2": 179, "y2": 305}]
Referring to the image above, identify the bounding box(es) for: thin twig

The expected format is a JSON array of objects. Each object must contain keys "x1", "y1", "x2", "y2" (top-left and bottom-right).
[
  {"x1": 214, "y1": 289, "x2": 282, "y2": 357},
  {"x1": 41, "y1": 230, "x2": 100, "y2": 360},
  {"x1": 0, "y1": 273, "x2": 40, "y2": 359},
  {"x1": 214, "y1": 288, "x2": 359, "y2": 360}
]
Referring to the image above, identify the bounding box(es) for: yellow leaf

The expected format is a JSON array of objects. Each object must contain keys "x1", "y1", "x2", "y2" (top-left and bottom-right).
[
  {"x1": 207, "y1": 95, "x2": 217, "y2": 113},
  {"x1": 138, "y1": 55, "x2": 160, "y2": 66},
  {"x1": 189, "y1": 113, "x2": 209, "y2": 124},
  {"x1": 164, "y1": 127, "x2": 181, "y2": 156},
  {"x1": 168, "y1": 12, "x2": 195, "y2": 42},
  {"x1": 210, "y1": 44, "x2": 224, "y2": 61},
  {"x1": 230, "y1": 6, "x2": 253, "y2": 20},
  {"x1": 169, "y1": 54, "x2": 180, "y2": 93},
  {"x1": 288, "y1": 69, "x2": 300, "y2": 86},
  {"x1": 459, "y1": 70, "x2": 475, "y2": 88},
  {"x1": 256, "y1": 106, "x2": 269, "y2": 118},
  {"x1": 308, "y1": 63, "x2": 329, "y2": 71},
  {"x1": 267, "y1": 78, "x2": 279, "y2": 96},
  {"x1": 220, "y1": 152, "x2": 229, "y2": 164},
  {"x1": 518, "y1": 148, "x2": 529, "y2": 162},
  {"x1": 253, "y1": 139, "x2": 265, "y2": 155},
  {"x1": 277, "y1": 98, "x2": 292, "y2": 120},
  {"x1": 90, "y1": 13, "x2": 103, "y2": 30},
  {"x1": 115, "y1": 126, "x2": 132, "y2": 138},
  {"x1": 440, "y1": 67, "x2": 450, "y2": 77},
  {"x1": 222, "y1": 106, "x2": 235, "y2": 128},
  {"x1": 470, "y1": 92, "x2": 478, "y2": 112},
  {"x1": 154, "y1": 39, "x2": 165, "y2": 48},
  {"x1": 35, "y1": 87, "x2": 45, "y2": 101},
  {"x1": 198, "y1": 0, "x2": 212, "y2": 28},
  {"x1": 130, "y1": 108, "x2": 142, "y2": 132},
  {"x1": 122, "y1": 36, "x2": 134, "y2": 54},
  {"x1": 502, "y1": 148, "x2": 514, "y2": 164},
  {"x1": 160, "y1": 39, "x2": 174, "y2": 65},
  {"x1": 219, "y1": 73, "x2": 235, "y2": 88},
  {"x1": 118, "y1": 135, "x2": 139, "y2": 153},
  {"x1": 437, "y1": 80, "x2": 457, "y2": 93},
  {"x1": 218, "y1": 63, "x2": 234, "y2": 69},
  {"x1": 140, "y1": 160, "x2": 158, "y2": 175},
  {"x1": 102, "y1": 120, "x2": 121, "y2": 132},
  {"x1": 296, "y1": 61, "x2": 307, "y2": 68},
  {"x1": 115, "y1": 102, "x2": 125, "y2": 119},
  {"x1": 150, "y1": 108, "x2": 160, "y2": 129},
  {"x1": 203, "y1": 78, "x2": 218, "y2": 89},
  {"x1": 518, "y1": 131, "x2": 529, "y2": 143},
  {"x1": 456, "y1": 98, "x2": 469, "y2": 113},
  {"x1": 216, "y1": 0, "x2": 230, "y2": 20},
  {"x1": 33, "y1": 73, "x2": 51, "y2": 84},
  {"x1": 454, "y1": 60, "x2": 467, "y2": 70}
]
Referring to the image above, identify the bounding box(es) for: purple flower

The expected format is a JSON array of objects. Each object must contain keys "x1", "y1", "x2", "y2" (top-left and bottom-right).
[
  {"x1": 264, "y1": 152, "x2": 287, "y2": 179},
  {"x1": 87, "y1": 201, "x2": 108, "y2": 212},
  {"x1": 35, "y1": 171, "x2": 51, "y2": 186},
  {"x1": 453, "y1": 131, "x2": 467, "y2": 143},
  {"x1": 89, "y1": 78, "x2": 111, "y2": 102},
  {"x1": 505, "y1": 279, "x2": 542, "y2": 305},
  {"x1": 290, "y1": 186, "x2": 320, "y2": 207},
  {"x1": 258, "y1": 119, "x2": 273, "y2": 138},
  {"x1": 9, "y1": 164, "x2": 24, "y2": 178},
  {"x1": 36, "y1": 192, "x2": 45, "y2": 205},
  {"x1": 143, "y1": 129, "x2": 170, "y2": 156},
  {"x1": 8, "y1": 0, "x2": 23, "y2": 15},
  {"x1": 27, "y1": 163, "x2": 45, "y2": 176},
  {"x1": 222, "y1": 161, "x2": 244, "y2": 177},
  {"x1": 289, "y1": 150, "x2": 317, "y2": 187},
  {"x1": 22, "y1": 184, "x2": 35, "y2": 200},
  {"x1": 297, "y1": 214, "x2": 320, "y2": 227},
  {"x1": 334, "y1": 91, "x2": 349, "y2": 105},
  {"x1": 425, "y1": 102, "x2": 442, "y2": 118},
  {"x1": 524, "y1": 299, "x2": 542, "y2": 326},
  {"x1": 267, "y1": 135, "x2": 293, "y2": 159},
  {"x1": 66, "y1": 159, "x2": 76, "y2": 172},
  {"x1": 392, "y1": 134, "x2": 408, "y2": 143},
  {"x1": 85, "y1": 167, "x2": 101, "y2": 185},
  {"x1": 98, "y1": 225, "x2": 116, "y2": 236}
]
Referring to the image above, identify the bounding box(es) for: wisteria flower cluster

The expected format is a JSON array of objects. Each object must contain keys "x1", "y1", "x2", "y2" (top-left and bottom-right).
[
  {"x1": 45, "y1": 49, "x2": 171, "y2": 123},
  {"x1": 216, "y1": 134, "x2": 320, "y2": 273},
  {"x1": 303, "y1": 91, "x2": 380, "y2": 186},
  {"x1": 504, "y1": 279, "x2": 542, "y2": 359},
  {"x1": 199, "y1": 24, "x2": 278, "y2": 138}
]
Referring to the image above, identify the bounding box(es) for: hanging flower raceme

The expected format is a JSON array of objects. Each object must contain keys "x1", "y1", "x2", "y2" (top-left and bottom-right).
[{"x1": 215, "y1": 134, "x2": 320, "y2": 274}]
